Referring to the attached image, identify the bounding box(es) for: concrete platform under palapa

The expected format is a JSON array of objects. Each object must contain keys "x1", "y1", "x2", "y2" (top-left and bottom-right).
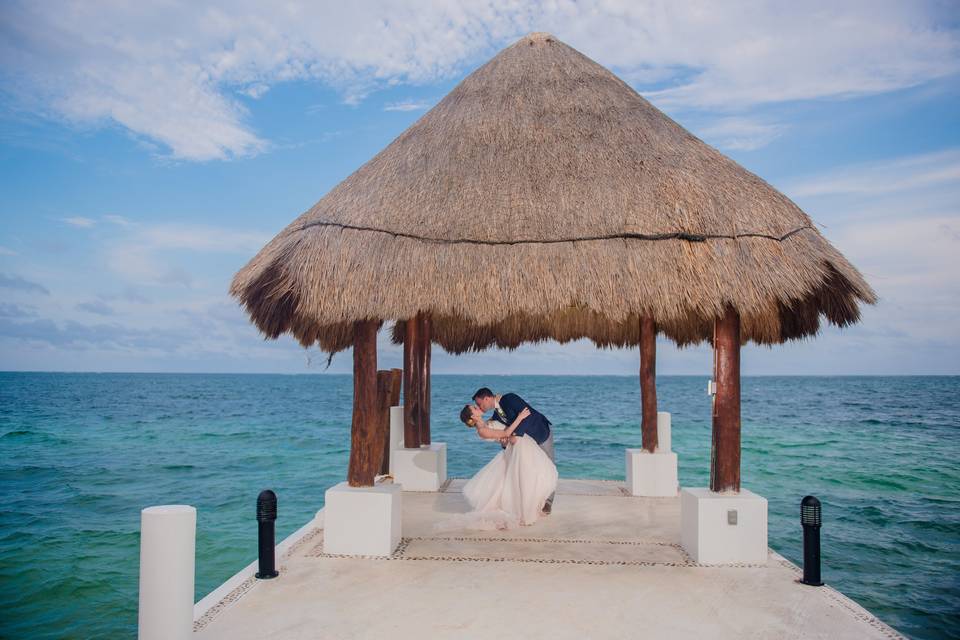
[{"x1": 193, "y1": 479, "x2": 902, "y2": 639}]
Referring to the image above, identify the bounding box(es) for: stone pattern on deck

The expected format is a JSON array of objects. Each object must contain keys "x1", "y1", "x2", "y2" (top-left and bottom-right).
[{"x1": 194, "y1": 479, "x2": 904, "y2": 639}]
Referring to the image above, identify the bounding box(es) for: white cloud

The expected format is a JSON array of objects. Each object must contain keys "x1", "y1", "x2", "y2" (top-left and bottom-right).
[
  {"x1": 139, "y1": 224, "x2": 270, "y2": 253},
  {"x1": 384, "y1": 99, "x2": 432, "y2": 112},
  {"x1": 0, "y1": 273, "x2": 49, "y2": 295},
  {"x1": 694, "y1": 117, "x2": 786, "y2": 151},
  {"x1": 0, "y1": 246, "x2": 18, "y2": 256},
  {"x1": 781, "y1": 148, "x2": 960, "y2": 368},
  {"x1": 829, "y1": 213, "x2": 960, "y2": 346},
  {"x1": 62, "y1": 216, "x2": 95, "y2": 227},
  {"x1": 101, "y1": 221, "x2": 270, "y2": 286},
  {"x1": 76, "y1": 299, "x2": 115, "y2": 316},
  {"x1": 2, "y1": 1, "x2": 956, "y2": 161},
  {"x1": 787, "y1": 149, "x2": 960, "y2": 198},
  {"x1": 103, "y1": 214, "x2": 131, "y2": 226},
  {"x1": 104, "y1": 243, "x2": 183, "y2": 287}
]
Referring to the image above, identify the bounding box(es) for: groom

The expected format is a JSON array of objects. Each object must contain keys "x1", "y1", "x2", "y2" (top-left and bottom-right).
[{"x1": 472, "y1": 387, "x2": 556, "y2": 514}]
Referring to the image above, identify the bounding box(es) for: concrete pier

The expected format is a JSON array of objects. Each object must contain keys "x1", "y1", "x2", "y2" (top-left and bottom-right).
[{"x1": 193, "y1": 479, "x2": 903, "y2": 639}]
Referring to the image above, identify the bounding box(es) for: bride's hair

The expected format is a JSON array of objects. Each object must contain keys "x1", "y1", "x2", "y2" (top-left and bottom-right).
[{"x1": 459, "y1": 404, "x2": 475, "y2": 427}]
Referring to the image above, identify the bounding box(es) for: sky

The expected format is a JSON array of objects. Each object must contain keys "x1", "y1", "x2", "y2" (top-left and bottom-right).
[{"x1": 0, "y1": 1, "x2": 958, "y2": 375}]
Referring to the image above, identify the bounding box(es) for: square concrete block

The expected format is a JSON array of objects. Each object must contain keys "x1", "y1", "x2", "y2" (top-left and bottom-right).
[
  {"x1": 680, "y1": 487, "x2": 768, "y2": 565},
  {"x1": 393, "y1": 442, "x2": 447, "y2": 492},
  {"x1": 323, "y1": 482, "x2": 402, "y2": 556},
  {"x1": 625, "y1": 449, "x2": 678, "y2": 497}
]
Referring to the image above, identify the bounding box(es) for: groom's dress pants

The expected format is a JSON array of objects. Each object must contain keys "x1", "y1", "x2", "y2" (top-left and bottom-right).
[{"x1": 540, "y1": 431, "x2": 556, "y2": 508}]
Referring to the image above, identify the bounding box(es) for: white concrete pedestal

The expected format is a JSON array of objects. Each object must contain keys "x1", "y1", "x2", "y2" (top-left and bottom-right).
[
  {"x1": 626, "y1": 450, "x2": 678, "y2": 496},
  {"x1": 625, "y1": 412, "x2": 678, "y2": 497},
  {"x1": 680, "y1": 487, "x2": 768, "y2": 564},
  {"x1": 323, "y1": 482, "x2": 402, "y2": 556},
  {"x1": 388, "y1": 404, "x2": 447, "y2": 492},
  {"x1": 393, "y1": 443, "x2": 447, "y2": 491}
]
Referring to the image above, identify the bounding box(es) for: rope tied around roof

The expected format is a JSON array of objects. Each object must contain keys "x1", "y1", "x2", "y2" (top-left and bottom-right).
[{"x1": 293, "y1": 220, "x2": 816, "y2": 245}]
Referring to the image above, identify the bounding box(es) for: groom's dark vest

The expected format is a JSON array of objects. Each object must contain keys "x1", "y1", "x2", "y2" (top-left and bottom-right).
[{"x1": 492, "y1": 393, "x2": 551, "y2": 445}]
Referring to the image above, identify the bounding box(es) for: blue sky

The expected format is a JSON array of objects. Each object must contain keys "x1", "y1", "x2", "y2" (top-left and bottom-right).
[{"x1": 1, "y1": 2, "x2": 958, "y2": 375}]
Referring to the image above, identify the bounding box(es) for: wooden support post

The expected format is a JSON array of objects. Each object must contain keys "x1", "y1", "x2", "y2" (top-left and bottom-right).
[
  {"x1": 402, "y1": 319, "x2": 421, "y2": 448},
  {"x1": 348, "y1": 320, "x2": 380, "y2": 487},
  {"x1": 710, "y1": 306, "x2": 741, "y2": 493},
  {"x1": 416, "y1": 313, "x2": 432, "y2": 446},
  {"x1": 377, "y1": 368, "x2": 402, "y2": 475},
  {"x1": 639, "y1": 316, "x2": 659, "y2": 453}
]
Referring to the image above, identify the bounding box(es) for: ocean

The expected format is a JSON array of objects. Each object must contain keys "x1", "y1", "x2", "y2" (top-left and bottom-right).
[{"x1": 0, "y1": 373, "x2": 957, "y2": 639}]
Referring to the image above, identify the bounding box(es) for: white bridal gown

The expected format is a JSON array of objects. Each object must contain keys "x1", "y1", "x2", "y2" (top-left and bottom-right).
[{"x1": 455, "y1": 422, "x2": 558, "y2": 530}]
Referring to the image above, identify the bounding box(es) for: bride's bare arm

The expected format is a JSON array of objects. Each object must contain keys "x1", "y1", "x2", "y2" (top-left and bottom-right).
[{"x1": 474, "y1": 408, "x2": 530, "y2": 440}]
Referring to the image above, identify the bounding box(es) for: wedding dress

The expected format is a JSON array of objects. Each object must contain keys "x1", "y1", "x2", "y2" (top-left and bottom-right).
[{"x1": 444, "y1": 422, "x2": 558, "y2": 530}]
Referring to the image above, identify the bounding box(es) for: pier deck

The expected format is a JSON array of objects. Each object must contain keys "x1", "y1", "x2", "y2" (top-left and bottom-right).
[{"x1": 193, "y1": 479, "x2": 902, "y2": 639}]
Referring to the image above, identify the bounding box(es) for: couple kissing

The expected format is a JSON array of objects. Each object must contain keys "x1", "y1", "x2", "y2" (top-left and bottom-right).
[{"x1": 452, "y1": 388, "x2": 558, "y2": 530}]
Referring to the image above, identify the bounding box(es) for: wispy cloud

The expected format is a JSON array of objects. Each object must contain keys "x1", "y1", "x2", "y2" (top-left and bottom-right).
[
  {"x1": 0, "y1": 246, "x2": 18, "y2": 256},
  {"x1": 0, "y1": 273, "x2": 50, "y2": 295},
  {"x1": 784, "y1": 148, "x2": 960, "y2": 369},
  {"x1": 0, "y1": 316, "x2": 192, "y2": 350},
  {"x1": 62, "y1": 216, "x2": 95, "y2": 227},
  {"x1": 787, "y1": 149, "x2": 960, "y2": 198},
  {"x1": 76, "y1": 300, "x2": 115, "y2": 316},
  {"x1": 100, "y1": 221, "x2": 270, "y2": 287},
  {"x1": 2, "y1": 2, "x2": 955, "y2": 161},
  {"x1": 103, "y1": 214, "x2": 131, "y2": 226},
  {"x1": 100, "y1": 287, "x2": 151, "y2": 304},
  {"x1": 104, "y1": 243, "x2": 194, "y2": 288},
  {"x1": 695, "y1": 117, "x2": 786, "y2": 151},
  {"x1": 139, "y1": 224, "x2": 270, "y2": 253},
  {"x1": 384, "y1": 99, "x2": 432, "y2": 112},
  {"x1": 0, "y1": 302, "x2": 36, "y2": 318}
]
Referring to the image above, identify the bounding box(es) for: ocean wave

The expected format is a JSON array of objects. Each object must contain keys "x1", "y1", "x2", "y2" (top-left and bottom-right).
[{"x1": 1, "y1": 429, "x2": 38, "y2": 438}]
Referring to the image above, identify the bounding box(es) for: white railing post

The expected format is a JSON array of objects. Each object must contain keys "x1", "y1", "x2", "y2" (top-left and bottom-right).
[{"x1": 138, "y1": 505, "x2": 196, "y2": 640}]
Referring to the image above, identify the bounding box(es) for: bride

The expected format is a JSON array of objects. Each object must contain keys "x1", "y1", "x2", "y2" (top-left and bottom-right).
[{"x1": 451, "y1": 404, "x2": 558, "y2": 529}]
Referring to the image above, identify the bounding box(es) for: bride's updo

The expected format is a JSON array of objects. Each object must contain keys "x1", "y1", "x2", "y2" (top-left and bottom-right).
[{"x1": 459, "y1": 404, "x2": 475, "y2": 427}]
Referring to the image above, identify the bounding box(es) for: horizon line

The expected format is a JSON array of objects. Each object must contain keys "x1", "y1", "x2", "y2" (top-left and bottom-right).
[{"x1": 1, "y1": 370, "x2": 956, "y2": 377}]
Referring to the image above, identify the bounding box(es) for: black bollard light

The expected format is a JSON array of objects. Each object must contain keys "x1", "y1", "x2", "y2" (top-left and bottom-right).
[
  {"x1": 256, "y1": 489, "x2": 279, "y2": 579},
  {"x1": 800, "y1": 495, "x2": 823, "y2": 586}
]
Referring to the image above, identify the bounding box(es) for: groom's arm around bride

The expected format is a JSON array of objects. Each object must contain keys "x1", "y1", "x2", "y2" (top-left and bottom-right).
[{"x1": 496, "y1": 393, "x2": 551, "y2": 445}]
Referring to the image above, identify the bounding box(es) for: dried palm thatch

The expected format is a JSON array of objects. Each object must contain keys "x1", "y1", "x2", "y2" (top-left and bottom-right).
[{"x1": 231, "y1": 32, "x2": 875, "y2": 355}]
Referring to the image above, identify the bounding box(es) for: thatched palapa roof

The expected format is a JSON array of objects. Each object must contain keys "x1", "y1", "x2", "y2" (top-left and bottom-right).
[{"x1": 231, "y1": 32, "x2": 875, "y2": 354}]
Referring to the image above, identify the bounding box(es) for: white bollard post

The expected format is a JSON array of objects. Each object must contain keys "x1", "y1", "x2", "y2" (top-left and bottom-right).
[
  {"x1": 389, "y1": 405, "x2": 404, "y2": 475},
  {"x1": 656, "y1": 411, "x2": 672, "y2": 453},
  {"x1": 138, "y1": 505, "x2": 196, "y2": 640}
]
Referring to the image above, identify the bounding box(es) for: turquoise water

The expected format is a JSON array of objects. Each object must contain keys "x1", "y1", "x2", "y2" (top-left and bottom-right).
[{"x1": 1, "y1": 373, "x2": 957, "y2": 639}]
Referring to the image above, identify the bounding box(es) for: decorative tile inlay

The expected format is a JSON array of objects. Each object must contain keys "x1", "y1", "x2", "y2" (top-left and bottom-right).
[
  {"x1": 282, "y1": 526, "x2": 323, "y2": 560},
  {"x1": 192, "y1": 526, "x2": 325, "y2": 632},
  {"x1": 818, "y1": 587, "x2": 906, "y2": 639},
  {"x1": 193, "y1": 576, "x2": 257, "y2": 632},
  {"x1": 768, "y1": 552, "x2": 905, "y2": 639},
  {"x1": 409, "y1": 535, "x2": 680, "y2": 547},
  {"x1": 301, "y1": 533, "x2": 784, "y2": 569}
]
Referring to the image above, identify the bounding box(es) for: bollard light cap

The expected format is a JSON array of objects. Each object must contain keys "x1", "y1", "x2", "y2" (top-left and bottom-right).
[
  {"x1": 257, "y1": 489, "x2": 278, "y2": 521},
  {"x1": 801, "y1": 495, "x2": 821, "y2": 526}
]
